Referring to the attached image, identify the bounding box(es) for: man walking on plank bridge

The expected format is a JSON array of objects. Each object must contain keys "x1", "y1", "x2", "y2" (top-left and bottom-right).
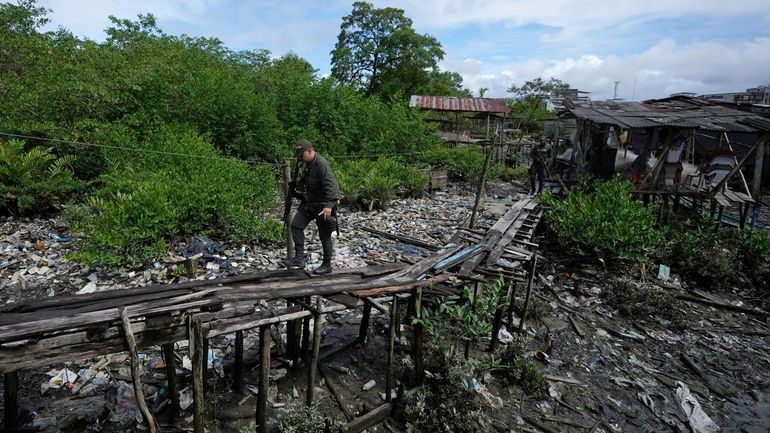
[{"x1": 282, "y1": 139, "x2": 341, "y2": 275}]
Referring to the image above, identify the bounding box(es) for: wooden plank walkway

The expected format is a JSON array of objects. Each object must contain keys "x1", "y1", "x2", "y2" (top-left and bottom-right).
[{"x1": 0, "y1": 196, "x2": 542, "y2": 432}]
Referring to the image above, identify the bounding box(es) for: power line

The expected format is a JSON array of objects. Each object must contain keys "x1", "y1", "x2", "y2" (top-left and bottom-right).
[
  {"x1": 0, "y1": 132, "x2": 284, "y2": 167},
  {"x1": 1, "y1": 131, "x2": 500, "y2": 166}
]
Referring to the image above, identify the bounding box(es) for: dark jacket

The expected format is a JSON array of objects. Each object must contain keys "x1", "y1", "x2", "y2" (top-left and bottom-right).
[{"x1": 301, "y1": 153, "x2": 340, "y2": 209}]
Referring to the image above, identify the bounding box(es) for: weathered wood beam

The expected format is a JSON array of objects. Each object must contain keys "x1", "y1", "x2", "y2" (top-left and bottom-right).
[{"x1": 119, "y1": 306, "x2": 160, "y2": 433}]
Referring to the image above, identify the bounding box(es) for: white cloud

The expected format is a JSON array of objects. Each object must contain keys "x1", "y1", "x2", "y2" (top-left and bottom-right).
[
  {"x1": 456, "y1": 37, "x2": 770, "y2": 100},
  {"x1": 376, "y1": 0, "x2": 770, "y2": 34}
]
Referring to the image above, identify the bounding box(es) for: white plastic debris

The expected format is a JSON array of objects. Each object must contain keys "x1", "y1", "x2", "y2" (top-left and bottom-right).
[
  {"x1": 497, "y1": 326, "x2": 514, "y2": 344},
  {"x1": 76, "y1": 281, "x2": 97, "y2": 294},
  {"x1": 48, "y1": 368, "x2": 78, "y2": 389},
  {"x1": 675, "y1": 381, "x2": 719, "y2": 433}
]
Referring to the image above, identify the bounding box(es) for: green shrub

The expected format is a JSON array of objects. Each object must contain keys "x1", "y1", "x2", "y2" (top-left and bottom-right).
[
  {"x1": 67, "y1": 126, "x2": 280, "y2": 267},
  {"x1": 608, "y1": 278, "x2": 682, "y2": 320},
  {"x1": 278, "y1": 403, "x2": 340, "y2": 433},
  {"x1": 418, "y1": 146, "x2": 486, "y2": 180},
  {"x1": 495, "y1": 340, "x2": 548, "y2": 399},
  {"x1": 0, "y1": 139, "x2": 82, "y2": 215},
  {"x1": 332, "y1": 157, "x2": 428, "y2": 210},
  {"x1": 402, "y1": 350, "x2": 491, "y2": 433},
  {"x1": 735, "y1": 229, "x2": 770, "y2": 290},
  {"x1": 541, "y1": 177, "x2": 663, "y2": 262},
  {"x1": 659, "y1": 219, "x2": 739, "y2": 290}
]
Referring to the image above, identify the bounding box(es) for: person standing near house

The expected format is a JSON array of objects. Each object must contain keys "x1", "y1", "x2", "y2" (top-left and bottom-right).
[
  {"x1": 528, "y1": 140, "x2": 546, "y2": 195},
  {"x1": 282, "y1": 139, "x2": 340, "y2": 275}
]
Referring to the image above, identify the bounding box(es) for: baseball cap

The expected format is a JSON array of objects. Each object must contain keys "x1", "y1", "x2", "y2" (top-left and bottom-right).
[{"x1": 294, "y1": 139, "x2": 313, "y2": 158}]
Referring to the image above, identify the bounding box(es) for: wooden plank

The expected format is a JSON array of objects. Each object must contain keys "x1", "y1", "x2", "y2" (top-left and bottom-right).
[
  {"x1": 485, "y1": 202, "x2": 538, "y2": 266},
  {"x1": 340, "y1": 402, "x2": 393, "y2": 433},
  {"x1": 356, "y1": 225, "x2": 440, "y2": 251}
]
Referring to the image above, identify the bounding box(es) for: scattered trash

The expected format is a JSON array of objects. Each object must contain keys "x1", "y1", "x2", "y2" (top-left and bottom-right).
[
  {"x1": 47, "y1": 368, "x2": 78, "y2": 389},
  {"x1": 179, "y1": 387, "x2": 194, "y2": 411},
  {"x1": 497, "y1": 326, "x2": 514, "y2": 344},
  {"x1": 657, "y1": 264, "x2": 671, "y2": 281},
  {"x1": 676, "y1": 381, "x2": 719, "y2": 433},
  {"x1": 77, "y1": 281, "x2": 97, "y2": 294},
  {"x1": 362, "y1": 380, "x2": 376, "y2": 391}
]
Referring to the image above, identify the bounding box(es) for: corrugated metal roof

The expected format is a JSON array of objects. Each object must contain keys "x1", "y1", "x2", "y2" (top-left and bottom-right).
[
  {"x1": 562, "y1": 97, "x2": 770, "y2": 133},
  {"x1": 410, "y1": 95, "x2": 511, "y2": 114}
]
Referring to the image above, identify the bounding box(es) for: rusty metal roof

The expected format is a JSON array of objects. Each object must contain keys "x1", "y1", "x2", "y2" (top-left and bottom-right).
[
  {"x1": 410, "y1": 95, "x2": 511, "y2": 114},
  {"x1": 561, "y1": 96, "x2": 770, "y2": 133}
]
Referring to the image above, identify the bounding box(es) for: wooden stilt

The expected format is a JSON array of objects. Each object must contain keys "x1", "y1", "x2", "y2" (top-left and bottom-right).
[
  {"x1": 301, "y1": 296, "x2": 312, "y2": 363},
  {"x1": 740, "y1": 203, "x2": 750, "y2": 229},
  {"x1": 234, "y1": 330, "x2": 244, "y2": 394},
  {"x1": 358, "y1": 300, "x2": 372, "y2": 346},
  {"x1": 286, "y1": 299, "x2": 299, "y2": 368},
  {"x1": 716, "y1": 205, "x2": 725, "y2": 232},
  {"x1": 3, "y1": 371, "x2": 18, "y2": 429},
  {"x1": 307, "y1": 297, "x2": 324, "y2": 406},
  {"x1": 519, "y1": 257, "x2": 538, "y2": 335},
  {"x1": 464, "y1": 283, "x2": 479, "y2": 359},
  {"x1": 488, "y1": 304, "x2": 505, "y2": 353},
  {"x1": 202, "y1": 335, "x2": 209, "y2": 395},
  {"x1": 119, "y1": 306, "x2": 160, "y2": 433},
  {"x1": 507, "y1": 281, "x2": 518, "y2": 330},
  {"x1": 385, "y1": 295, "x2": 399, "y2": 402},
  {"x1": 469, "y1": 144, "x2": 493, "y2": 229},
  {"x1": 394, "y1": 297, "x2": 402, "y2": 340},
  {"x1": 710, "y1": 199, "x2": 717, "y2": 218},
  {"x1": 412, "y1": 287, "x2": 424, "y2": 385},
  {"x1": 162, "y1": 343, "x2": 180, "y2": 418},
  {"x1": 190, "y1": 318, "x2": 205, "y2": 433},
  {"x1": 256, "y1": 324, "x2": 272, "y2": 433}
]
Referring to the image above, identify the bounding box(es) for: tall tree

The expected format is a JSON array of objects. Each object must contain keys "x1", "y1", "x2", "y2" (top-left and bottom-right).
[
  {"x1": 330, "y1": 1, "x2": 444, "y2": 100},
  {"x1": 507, "y1": 77, "x2": 570, "y2": 133}
]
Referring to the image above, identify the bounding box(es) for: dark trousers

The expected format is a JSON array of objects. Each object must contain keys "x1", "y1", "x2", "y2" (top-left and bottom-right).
[
  {"x1": 529, "y1": 165, "x2": 544, "y2": 194},
  {"x1": 290, "y1": 202, "x2": 335, "y2": 265}
]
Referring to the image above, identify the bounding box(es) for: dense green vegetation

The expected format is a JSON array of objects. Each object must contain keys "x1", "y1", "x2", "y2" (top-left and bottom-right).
[
  {"x1": 0, "y1": 1, "x2": 490, "y2": 267},
  {"x1": 541, "y1": 177, "x2": 664, "y2": 263}
]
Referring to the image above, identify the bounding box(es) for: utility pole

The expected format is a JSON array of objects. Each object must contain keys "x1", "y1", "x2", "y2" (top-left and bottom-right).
[{"x1": 613, "y1": 81, "x2": 620, "y2": 100}]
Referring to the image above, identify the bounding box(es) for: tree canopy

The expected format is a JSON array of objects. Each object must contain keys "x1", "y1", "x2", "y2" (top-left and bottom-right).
[{"x1": 331, "y1": 1, "x2": 466, "y2": 100}]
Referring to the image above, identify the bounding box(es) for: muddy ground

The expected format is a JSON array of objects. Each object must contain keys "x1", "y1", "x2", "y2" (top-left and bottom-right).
[{"x1": 1, "y1": 180, "x2": 769, "y2": 432}]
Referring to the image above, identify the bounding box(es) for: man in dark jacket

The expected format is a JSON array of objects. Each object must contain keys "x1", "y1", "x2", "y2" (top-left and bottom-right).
[{"x1": 282, "y1": 139, "x2": 340, "y2": 275}]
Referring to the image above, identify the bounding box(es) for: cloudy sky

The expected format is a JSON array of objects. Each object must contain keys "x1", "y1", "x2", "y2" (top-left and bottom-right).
[{"x1": 38, "y1": 0, "x2": 770, "y2": 100}]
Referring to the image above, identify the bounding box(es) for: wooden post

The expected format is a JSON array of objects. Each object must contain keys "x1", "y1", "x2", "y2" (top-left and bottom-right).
[
  {"x1": 518, "y1": 257, "x2": 538, "y2": 335},
  {"x1": 190, "y1": 318, "x2": 205, "y2": 433},
  {"x1": 307, "y1": 297, "x2": 324, "y2": 406},
  {"x1": 284, "y1": 159, "x2": 294, "y2": 259},
  {"x1": 162, "y1": 343, "x2": 180, "y2": 418},
  {"x1": 256, "y1": 324, "x2": 272, "y2": 433},
  {"x1": 358, "y1": 300, "x2": 372, "y2": 346},
  {"x1": 488, "y1": 303, "x2": 505, "y2": 353},
  {"x1": 385, "y1": 295, "x2": 399, "y2": 402},
  {"x1": 202, "y1": 334, "x2": 209, "y2": 395},
  {"x1": 234, "y1": 330, "x2": 244, "y2": 394},
  {"x1": 412, "y1": 287, "x2": 424, "y2": 385},
  {"x1": 288, "y1": 298, "x2": 303, "y2": 369},
  {"x1": 469, "y1": 144, "x2": 493, "y2": 229},
  {"x1": 716, "y1": 205, "x2": 725, "y2": 232},
  {"x1": 3, "y1": 371, "x2": 18, "y2": 429},
  {"x1": 119, "y1": 306, "x2": 161, "y2": 433},
  {"x1": 301, "y1": 296, "x2": 312, "y2": 364},
  {"x1": 752, "y1": 136, "x2": 766, "y2": 202},
  {"x1": 507, "y1": 280, "x2": 518, "y2": 331}
]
